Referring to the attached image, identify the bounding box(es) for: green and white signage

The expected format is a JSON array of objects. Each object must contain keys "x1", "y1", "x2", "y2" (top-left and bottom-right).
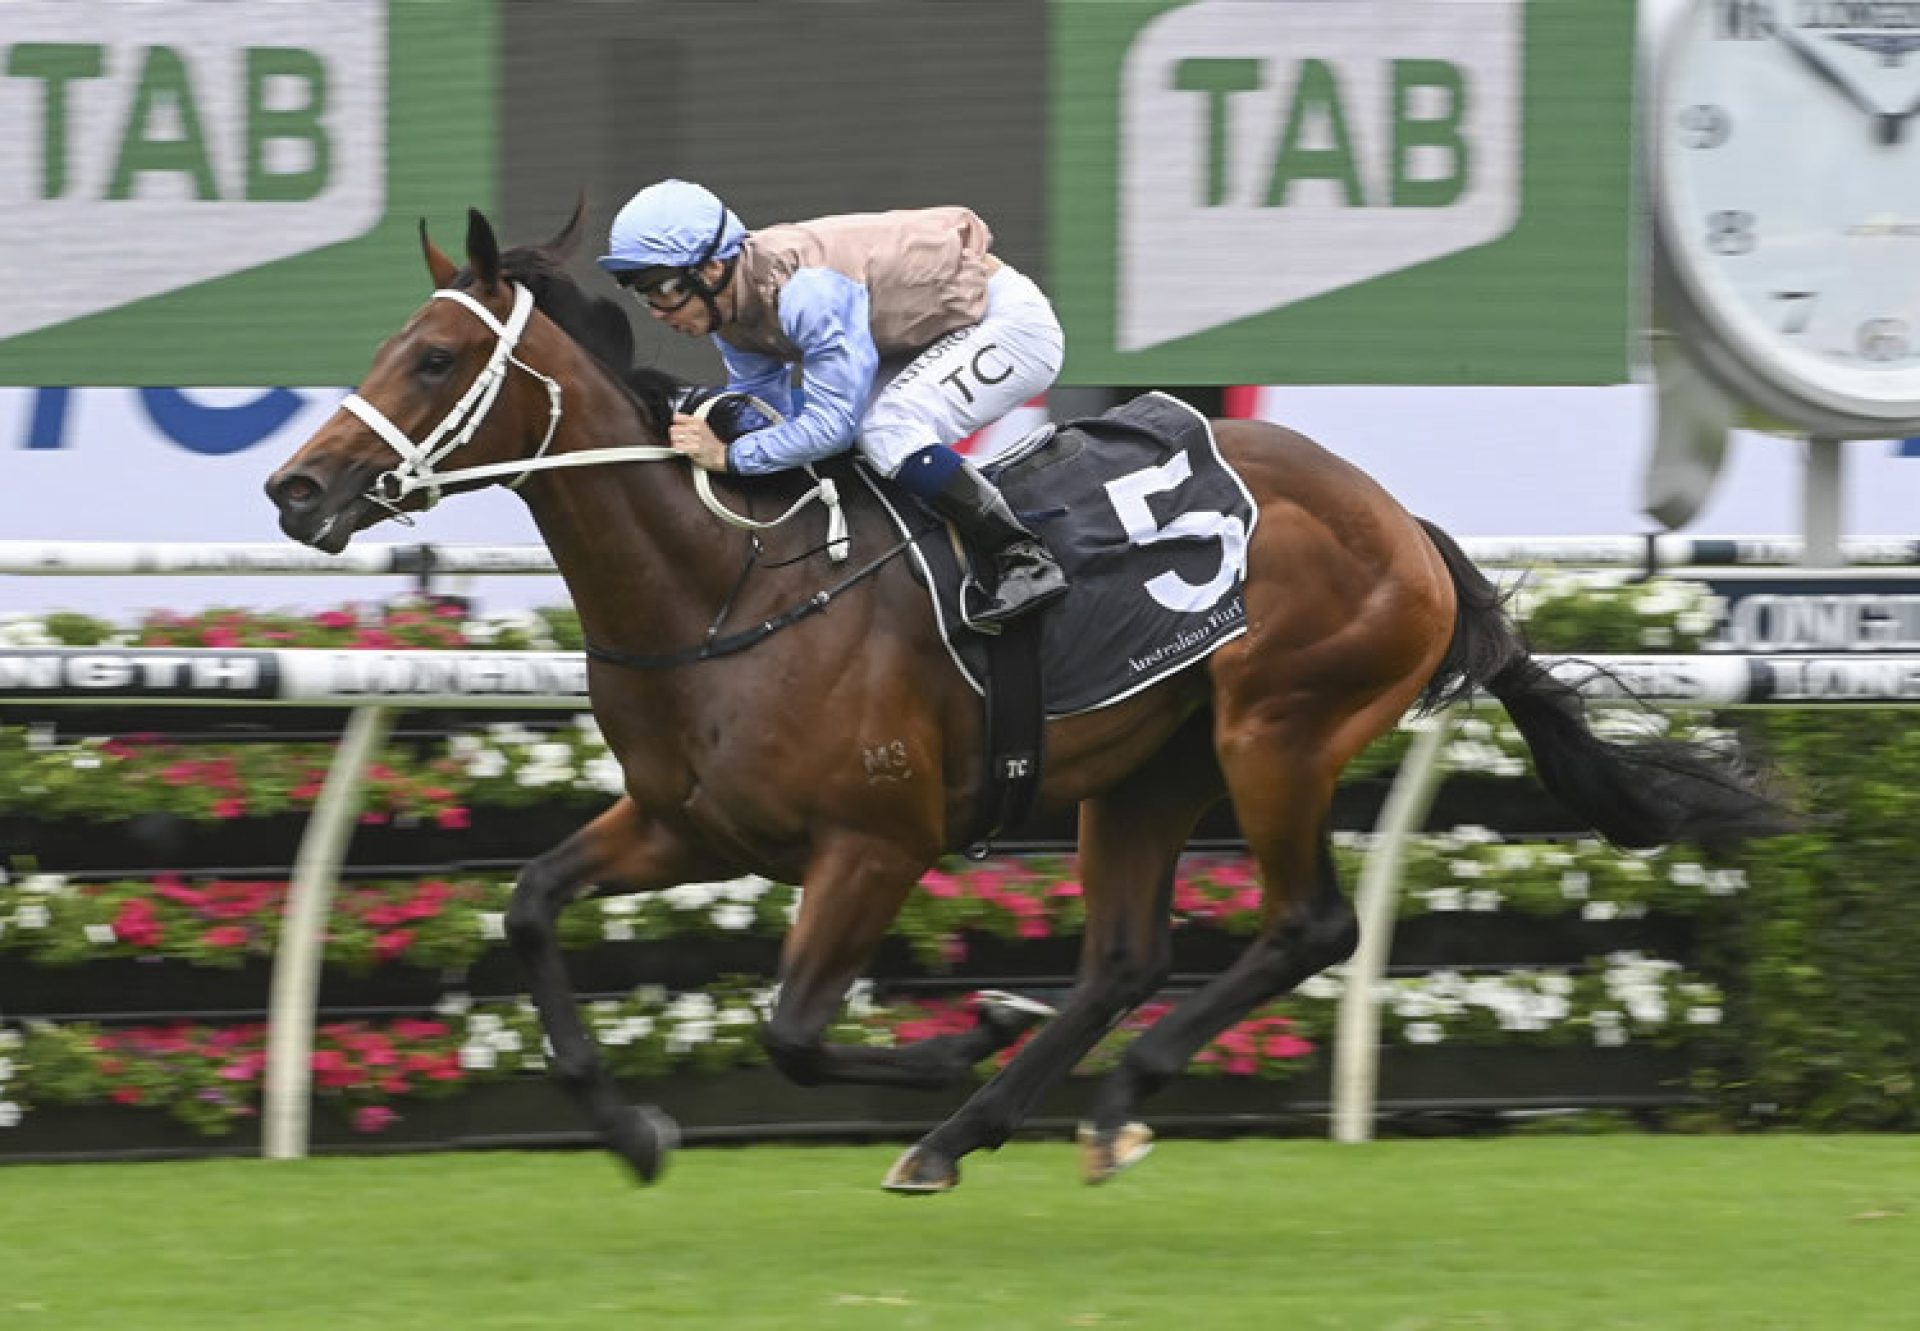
[
  {"x1": 1052, "y1": 0, "x2": 1638, "y2": 385},
  {"x1": 0, "y1": 1, "x2": 495, "y2": 386}
]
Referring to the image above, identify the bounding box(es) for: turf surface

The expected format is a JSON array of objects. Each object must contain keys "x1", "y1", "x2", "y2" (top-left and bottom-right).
[{"x1": 2, "y1": 1136, "x2": 1914, "y2": 1329}]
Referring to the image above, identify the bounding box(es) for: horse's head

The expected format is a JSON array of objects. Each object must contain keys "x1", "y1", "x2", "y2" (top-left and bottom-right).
[{"x1": 266, "y1": 206, "x2": 578, "y2": 553}]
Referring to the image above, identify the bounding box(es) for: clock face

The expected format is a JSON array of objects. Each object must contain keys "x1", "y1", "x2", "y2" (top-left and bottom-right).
[{"x1": 1655, "y1": 0, "x2": 1920, "y2": 426}]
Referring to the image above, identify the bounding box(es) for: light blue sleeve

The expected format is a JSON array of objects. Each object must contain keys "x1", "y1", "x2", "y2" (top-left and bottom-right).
[
  {"x1": 723, "y1": 267, "x2": 879, "y2": 476},
  {"x1": 714, "y1": 341, "x2": 795, "y2": 421}
]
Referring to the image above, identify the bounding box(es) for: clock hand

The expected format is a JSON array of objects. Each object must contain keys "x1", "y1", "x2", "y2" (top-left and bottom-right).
[
  {"x1": 1880, "y1": 89, "x2": 1920, "y2": 148},
  {"x1": 1774, "y1": 22, "x2": 1887, "y2": 129}
]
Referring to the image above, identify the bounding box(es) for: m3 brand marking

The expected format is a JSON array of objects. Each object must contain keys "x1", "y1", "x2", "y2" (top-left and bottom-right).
[{"x1": 863, "y1": 740, "x2": 913, "y2": 784}]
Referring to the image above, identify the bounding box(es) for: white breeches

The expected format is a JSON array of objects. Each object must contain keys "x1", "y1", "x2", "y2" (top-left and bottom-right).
[{"x1": 856, "y1": 264, "x2": 1066, "y2": 476}]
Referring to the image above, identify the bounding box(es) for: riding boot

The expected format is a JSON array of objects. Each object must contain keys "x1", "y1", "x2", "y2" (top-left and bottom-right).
[{"x1": 924, "y1": 461, "x2": 1069, "y2": 628}]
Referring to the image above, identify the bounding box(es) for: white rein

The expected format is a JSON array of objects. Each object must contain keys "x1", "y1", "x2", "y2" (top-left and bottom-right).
[{"x1": 341, "y1": 282, "x2": 848, "y2": 561}]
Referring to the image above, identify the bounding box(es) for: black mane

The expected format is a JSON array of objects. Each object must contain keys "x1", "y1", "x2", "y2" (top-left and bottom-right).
[{"x1": 490, "y1": 242, "x2": 683, "y2": 436}]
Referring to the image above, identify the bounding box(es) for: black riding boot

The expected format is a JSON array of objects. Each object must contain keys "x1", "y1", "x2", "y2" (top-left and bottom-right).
[{"x1": 925, "y1": 462, "x2": 1068, "y2": 628}]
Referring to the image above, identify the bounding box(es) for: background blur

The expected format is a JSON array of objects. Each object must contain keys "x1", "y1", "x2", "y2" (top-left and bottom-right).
[
  {"x1": 2, "y1": 0, "x2": 1917, "y2": 1175},
  {"x1": 7, "y1": 0, "x2": 1911, "y2": 616}
]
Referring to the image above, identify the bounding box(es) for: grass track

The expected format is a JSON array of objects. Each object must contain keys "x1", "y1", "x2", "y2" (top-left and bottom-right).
[{"x1": 2, "y1": 1136, "x2": 1915, "y2": 1329}]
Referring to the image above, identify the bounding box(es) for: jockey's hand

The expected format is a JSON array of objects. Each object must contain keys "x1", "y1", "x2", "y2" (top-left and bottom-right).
[{"x1": 668, "y1": 413, "x2": 730, "y2": 472}]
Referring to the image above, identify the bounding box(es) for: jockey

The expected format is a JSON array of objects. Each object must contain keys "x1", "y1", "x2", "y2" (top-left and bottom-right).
[{"x1": 598, "y1": 179, "x2": 1068, "y2": 628}]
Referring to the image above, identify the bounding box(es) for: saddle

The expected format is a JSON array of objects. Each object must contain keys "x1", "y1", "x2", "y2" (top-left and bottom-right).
[{"x1": 862, "y1": 391, "x2": 1259, "y2": 849}]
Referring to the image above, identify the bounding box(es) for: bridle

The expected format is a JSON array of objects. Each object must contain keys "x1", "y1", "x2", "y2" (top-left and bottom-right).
[
  {"x1": 344, "y1": 284, "x2": 560, "y2": 513},
  {"x1": 338, "y1": 281, "x2": 846, "y2": 560}
]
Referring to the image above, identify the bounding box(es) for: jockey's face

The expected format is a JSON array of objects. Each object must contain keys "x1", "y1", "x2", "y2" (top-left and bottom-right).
[{"x1": 642, "y1": 259, "x2": 733, "y2": 338}]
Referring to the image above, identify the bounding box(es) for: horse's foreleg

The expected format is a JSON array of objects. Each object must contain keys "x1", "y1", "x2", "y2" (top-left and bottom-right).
[
  {"x1": 505, "y1": 795, "x2": 732, "y2": 1185},
  {"x1": 759, "y1": 837, "x2": 1040, "y2": 1089},
  {"x1": 882, "y1": 722, "x2": 1225, "y2": 1194}
]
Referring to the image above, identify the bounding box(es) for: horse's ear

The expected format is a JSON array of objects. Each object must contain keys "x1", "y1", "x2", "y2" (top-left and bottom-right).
[
  {"x1": 544, "y1": 190, "x2": 589, "y2": 261},
  {"x1": 466, "y1": 208, "x2": 503, "y2": 290},
  {"x1": 420, "y1": 219, "x2": 458, "y2": 288}
]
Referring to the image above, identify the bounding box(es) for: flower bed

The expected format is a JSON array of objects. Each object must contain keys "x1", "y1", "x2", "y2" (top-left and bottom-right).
[
  {"x1": 0, "y1": 842, "x2": 1742, "y2": 975},
  {"x1": 0, "y1": 951, "x2": 1721, "y2": 1144}
]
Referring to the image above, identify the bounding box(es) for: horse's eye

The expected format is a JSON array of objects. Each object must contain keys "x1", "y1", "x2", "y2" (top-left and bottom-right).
[{"x1": 418, "y1": 346, "x2": 456, "y2": 377}]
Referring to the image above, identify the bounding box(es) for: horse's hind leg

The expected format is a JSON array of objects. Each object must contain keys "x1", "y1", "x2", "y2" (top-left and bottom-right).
[
  {"x1": 507, "y1": 795, "x2": 735, "y2": 1185},
  {"x1": 1083, "y1": 740, "x2": 1357, "y2": 1183},
  {"x1": 881, "y1": 717, "x2": 1225, "y2": 1194}
]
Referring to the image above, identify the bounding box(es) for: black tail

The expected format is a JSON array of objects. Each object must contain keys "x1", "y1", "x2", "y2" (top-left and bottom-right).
[{"x1": 1416, "y1": 519, "x2": 1791, "y2": 850}]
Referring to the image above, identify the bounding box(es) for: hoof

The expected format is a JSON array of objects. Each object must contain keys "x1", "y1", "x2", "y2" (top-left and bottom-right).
[
  {"x1": 975, "y1": 988, "x2": 1056, "y2": 1044},
  {"x1": 606, "y1": 1104, "x2": 679, "y2": 1185},
  {"x1": 881, "y1": 1145, "x2": 959, "y2": 1195},
  {"x1": 1077, "y1": 1121, "x2": 1153, "y2": 1186}
]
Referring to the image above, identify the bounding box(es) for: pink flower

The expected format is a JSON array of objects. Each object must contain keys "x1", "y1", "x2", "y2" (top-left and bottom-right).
[
  {"x1": 352, "y1": 1105, "x2": 398, "y2": 1134},
  {"x1": 211, "y1": 797, "x2": 247, "y2": 820},
  {"x1": 391, "y1": 1019, "x2": 449, "y2": 1041},
  {"x1": 311, "y1": 1050, "x2": 359, "y2": 1089},
  {"x1": 113, "y1": 898, "x2": 163, "y2": 948},
  {"x1": 201, "y1": 925, "x2": 249, "y2": 950},
  {"x1": 1262, "y1": 1034, "x2": 1314, "y2": 1060},
  {"x1": 1016, "y1": 917, "x2": 1050, "y2": 940},
  {"x1": 374, "y1": 929, "x2": 414, "y2": 962},
  {"x1": 435, "y1": 806, "x2": 470, "y2": 830}
]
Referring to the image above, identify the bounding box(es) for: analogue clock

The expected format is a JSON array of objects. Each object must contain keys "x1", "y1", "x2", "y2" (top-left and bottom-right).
[{"x1": 1651, "y1": 0, "x2": 1920, "y2": 436}]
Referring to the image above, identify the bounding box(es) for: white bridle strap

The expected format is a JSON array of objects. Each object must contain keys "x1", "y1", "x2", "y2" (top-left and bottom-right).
[
  {"x1": 345, "y1": 286, "x2": 846, "y2": 561},
  {"x1": 345, "y1": 284, "x2": 553, "y2": 511}
]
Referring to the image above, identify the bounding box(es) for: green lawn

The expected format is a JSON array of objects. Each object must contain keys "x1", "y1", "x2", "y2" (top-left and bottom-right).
[{"x1": 1, "y1": 1136, "x2": 1914, "y2": 1329}]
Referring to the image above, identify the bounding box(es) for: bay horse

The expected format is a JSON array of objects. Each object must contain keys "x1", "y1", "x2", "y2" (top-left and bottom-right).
[{"x1": 265, "y1": 204, "x2": 1785, "y2": 1192}]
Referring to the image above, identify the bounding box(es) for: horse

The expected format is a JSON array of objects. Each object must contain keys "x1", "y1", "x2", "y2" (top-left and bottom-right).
[{"x1": 265, "y1": 202, "x2": 1787, "y2": 1192}]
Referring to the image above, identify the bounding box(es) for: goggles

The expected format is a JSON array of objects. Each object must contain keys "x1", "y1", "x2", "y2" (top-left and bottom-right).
[{"x1": 616, "y1": 267, "x2": 700, "y2": 313}]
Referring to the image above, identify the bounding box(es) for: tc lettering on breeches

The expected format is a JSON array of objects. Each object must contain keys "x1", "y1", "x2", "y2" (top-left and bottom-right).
[{"x1": 857, "y1": 266, "x2": 1065, "y2": 476}]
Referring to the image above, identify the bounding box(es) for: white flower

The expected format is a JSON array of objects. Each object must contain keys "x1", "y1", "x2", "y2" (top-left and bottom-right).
[
  {"x1": 1667, "y1": 861, "x2": 1707, "y2": 888},
  {"x1": 464, "y1": 749, "x2": 508, "y2": 780},
  {"x1": 1404, "y1": 1021, "x2": 1445, "y2": 1045},
  {"x1": 603, "y1": 919, "x2": 634, "y2": 942},
  {"x1": 664, "y1": 883, "x2": 721, "y2": 910},
  {"x1": 1581, "y1": 900, "x2": 1620, "y2": 922},
  {"x1": 477, "y1": 912, "x2": 506, "y2": 941},
  {"x1": 0, "y1": 1058, "x2": 12, "y2": 1080},
  {"x1": 1560, "y1": 871, "x2": 1591, "y2": 901},
  {"x1": 436, "y1": 992, "x2": 473, "y2": 1017},
  {"x1": 1687, "y1": 1006, "x2": 1723, "y2": 1025},
  {"x1": 710, "y1": 902, "x2": 755, "y2": 932},
  {"x1": 1424, "y1": 887, "x2": 1463, "y2": 913},
  {"x1": 1706, "y1": 869, "x2": 1748, "y2": 896},
  {"x1": 0, "y1": 1101, "x2": 19, "y2": 1129},
  {"x1": 1466, "y1": 889, "x2": 1504, "y2": 913},
  {"x1": 459, "y1": 1044, "x2": 497, "y2": 1070},
  {"x1": 666, "y1": 1018, "x2": 713, "y2": 1053},
  {"x1": 15, "y1": 904, "x2": 48, "y2": 930}
]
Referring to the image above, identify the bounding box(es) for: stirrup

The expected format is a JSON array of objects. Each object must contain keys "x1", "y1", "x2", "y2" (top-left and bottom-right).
[{"x1": 969, "y1": 566, "x2": 1068, "y2": 628}]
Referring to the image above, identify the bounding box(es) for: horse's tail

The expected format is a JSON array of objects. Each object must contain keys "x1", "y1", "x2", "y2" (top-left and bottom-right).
[{"x1": 1415, "y1": 519, "x2": 1792, "y2": 849}]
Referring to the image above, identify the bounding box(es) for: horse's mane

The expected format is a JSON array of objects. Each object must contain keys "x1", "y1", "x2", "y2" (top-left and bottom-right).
[{"x1": 482, "y1": 240, "x2": 682, "y2": 437}]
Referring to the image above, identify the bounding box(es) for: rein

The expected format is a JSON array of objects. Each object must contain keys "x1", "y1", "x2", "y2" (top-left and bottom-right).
[
  {"x1": 344, "y1": 281, "x2": 848, "y2": 560},
  {"x1": 583, "y1": 527, "x2": 928, "y2": 670}
]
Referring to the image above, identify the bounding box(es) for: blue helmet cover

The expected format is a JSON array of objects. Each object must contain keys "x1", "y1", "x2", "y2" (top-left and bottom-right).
[{"x1": 598, "y1": 179, "x2": 747, "y2": 273}]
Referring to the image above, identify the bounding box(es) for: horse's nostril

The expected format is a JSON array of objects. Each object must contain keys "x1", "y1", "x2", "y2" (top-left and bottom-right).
[{"x1": 271, "y1": 473, "x2": 322, "y2": 513}]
